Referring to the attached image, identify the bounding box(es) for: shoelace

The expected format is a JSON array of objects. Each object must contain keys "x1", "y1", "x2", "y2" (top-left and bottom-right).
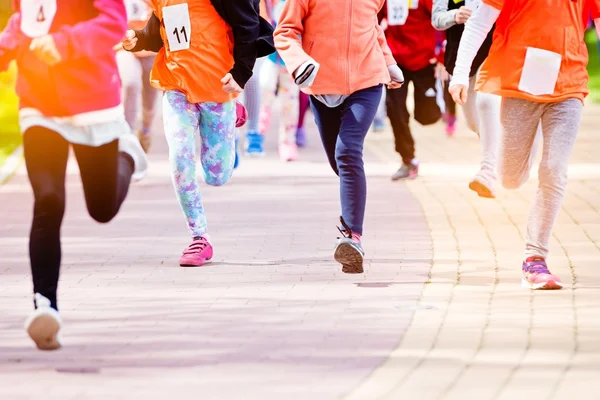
[
  {"x1": 183, "y1": 239, "x2": 208, "y2": 255},
  {"x1": 336, "y1": 216, "x2": 353, "y2": 239}
]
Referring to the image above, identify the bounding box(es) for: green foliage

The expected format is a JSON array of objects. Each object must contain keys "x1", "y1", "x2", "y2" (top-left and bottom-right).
[
  {"x1": 0, "y1": 64, "x2": 21, "y2": 166},
  {"x1": 586, "y1": 29, "x2": 600, "y2": 103}
]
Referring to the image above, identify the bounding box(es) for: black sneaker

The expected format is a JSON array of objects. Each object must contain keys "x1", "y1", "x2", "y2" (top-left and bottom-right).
[
  {"x1": 334, "y1": 216, "x2": 365, "y2": 274},
  {"x1": 391, "y1": 162, "x2": 419, "y2": 181}
]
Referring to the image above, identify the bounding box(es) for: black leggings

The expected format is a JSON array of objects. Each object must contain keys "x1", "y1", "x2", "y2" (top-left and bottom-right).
[{"x1": 24, "y1": 127, "x2": 134, "y2": 311}]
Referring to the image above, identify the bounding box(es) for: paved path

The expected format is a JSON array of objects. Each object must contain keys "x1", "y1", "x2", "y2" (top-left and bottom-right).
[
  {"x1": 0, "y1": 103, "x2": 431, "y2": 399},
  {"x1": 1, "y1": 96, "x2": 600, "y2": 399}
]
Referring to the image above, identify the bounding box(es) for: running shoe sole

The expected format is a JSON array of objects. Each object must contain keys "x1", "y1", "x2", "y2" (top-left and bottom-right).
[
  {"x1": 244, "y1": 152, "x2": 266, "y2": 157},
  {"x1": 391, "y1": 174, "x2": 418, "y2": 182},
  {"x1": 180, "y1": 259, "x2": 212, "y2": 267},
  {"x1": 334, "y1": 242, "x2": 364, "y2": 274},
  {"x1": 521, "y1": 278, "x2": 563, "y2": 290},
  {"x1": 469, "y1": 180, "x2": 495, "y2": 199},
  {"x1": 26, "y1": 314, "x2": 61, "y2": 350}
]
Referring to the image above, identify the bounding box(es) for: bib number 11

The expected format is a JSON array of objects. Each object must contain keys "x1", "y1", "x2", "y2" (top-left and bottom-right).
[{"x1": 162, "y1": 3, "x2": 191, "y2": 52}]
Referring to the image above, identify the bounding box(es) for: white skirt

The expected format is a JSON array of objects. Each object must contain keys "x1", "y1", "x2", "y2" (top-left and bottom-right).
[{"x1": 19, "y1": 106, "x2": 130, "y2": 147}]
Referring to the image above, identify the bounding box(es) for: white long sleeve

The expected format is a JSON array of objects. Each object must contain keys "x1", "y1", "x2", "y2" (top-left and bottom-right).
[
  {"x1": 431, "y1": 0, "x2": 458, "y2": 31},
  {"x1": 449, "y1": 3, "x2": 500, "y2": 88}
]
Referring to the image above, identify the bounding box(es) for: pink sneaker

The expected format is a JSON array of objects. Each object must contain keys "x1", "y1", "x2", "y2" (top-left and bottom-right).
[
  {"x1": 521, "y1": 257, "x2": 563, "y2": 290},
  {"x1": 179, "y1": 237, "x2": 213, "y2": 267},
  {"x1": 444, "y1": 113, "x2": 456, "y2": 136},
  {"x1": 279, "y1": 142, "x2": 298, "y2": 162}
]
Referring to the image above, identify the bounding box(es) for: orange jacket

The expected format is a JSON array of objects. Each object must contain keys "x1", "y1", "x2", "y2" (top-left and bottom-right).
[
  {"x1": 273, "y1": 0, "x2": 396, "y2": 95},
  {"x1": 150, "y1": 0, "x2": 235, "y2": 103},
  {"x1": 477, "y1": 0, "x2": 592, "y2": 103}
]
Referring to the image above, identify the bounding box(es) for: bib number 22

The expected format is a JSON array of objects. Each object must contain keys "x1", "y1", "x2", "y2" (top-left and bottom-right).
[{"x1": 162, "y1": 3, "x2": 191, "y2": 52}]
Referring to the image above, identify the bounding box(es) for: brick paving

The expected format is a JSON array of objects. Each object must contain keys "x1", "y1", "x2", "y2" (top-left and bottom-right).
[
  {"x1": 0, "y1": 104, "x2": 431, "y2": 399},
  {"x1": 2, "y1": 97, "x2": 600, "y2": 399}
]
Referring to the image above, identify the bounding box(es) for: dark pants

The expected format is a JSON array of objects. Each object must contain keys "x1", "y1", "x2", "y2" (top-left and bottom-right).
[
  {"x1": 309, "y1": 85, "x2": 382, "y2": 236},
  {"x1": 24, "y1": 127, "x2": 134, "y2": 311},
  {"x1": 386, "y1": 64, "x2": 441, "y2": 164},
  {"x1": 298, "y1": 92, "x2": 310, "y2": 128}
]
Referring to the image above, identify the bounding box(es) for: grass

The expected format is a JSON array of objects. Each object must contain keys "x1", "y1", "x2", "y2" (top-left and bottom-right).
[
  {"x1": 0, "y1": 63, "x2": 21, "y2": 167},
  {"x1": 586, "y1": 29, "x2": 600, "y2": 103}
]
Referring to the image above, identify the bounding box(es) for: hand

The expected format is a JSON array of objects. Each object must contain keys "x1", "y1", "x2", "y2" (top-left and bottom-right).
[
  {"x1": 29, "y1": 35, "x2": 62, "y2": 66},
  {"x1": 387, "y1": 81, "x2": 403, "y2": 89},
  {"x1": 454, "y1": 6, "x2": 472, "y2": 24},
  {"x1": 380, "y1": 18, "x2": 389, "y2": 31},
  {"x1": 221, "y1": 73, "x2": 243, "y2": 94},
  {"x1": 122, "y1": 30, "x2": 138, "y2": 51},
  {"x1": 449, "y1": 84, "x2": 468, "y2": 105},
  {"x1": 435, "y1": 63, "x2": 448, "y2": 81}
]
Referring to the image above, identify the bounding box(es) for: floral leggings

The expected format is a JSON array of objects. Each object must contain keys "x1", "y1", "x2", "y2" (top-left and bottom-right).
[
  {"x1": 259, "y1": 62, "x2": 299, "y2": 144},
  {"x1": 163, "y1": 90, "x2": 236, "y2": 238}
]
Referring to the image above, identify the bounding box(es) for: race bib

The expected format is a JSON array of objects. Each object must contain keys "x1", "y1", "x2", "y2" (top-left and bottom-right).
[
  {"x1": 465, "y1": 0, "x2": 481, "y2": 10},
  {"x1": 518, "y1": 47, "x2": 561, "y2": 96},
  {"x1": 162, "y1": 3, "x2": 191, "y2": 52},
  {"x1": 20, "y1": 0, "x2": 57, "y2": 38},
  {"x1": 126, "y1": 0, "x2": 151, "y2": 22},
  {"x1": 387, "y1": 0, "x2": 409, "y2": 26}
]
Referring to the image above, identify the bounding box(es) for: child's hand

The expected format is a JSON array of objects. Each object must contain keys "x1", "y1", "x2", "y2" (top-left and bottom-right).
[
  {"x1": 30, "y1": 35, "x2": 62, "y2": 66},
  {"x1": 449, "y1": 84, "x2": 468, "y2": 105},
  {"x1": 455, "y1": 6, "x2": 472, "y2": 24},
  {"x1": 387, "y1": 64, "x2": 404, "y2": 89},
  {"x1": 221, "y1": 73, "x2": 243, "y2": 94},
  {"x1": 122, "y1": 30, "x2": 138, "y2": 51},
  {"x1": 435, "y1": 63, "x2": 448, "y2": 81}
]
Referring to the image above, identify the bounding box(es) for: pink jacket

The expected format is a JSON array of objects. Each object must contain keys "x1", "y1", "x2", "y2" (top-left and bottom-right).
[
  {"x1": 273, "y1": 0, "x2": 396, "y2": 95},
  {"x1": 0, "y1": 0, "x2": 127, "y2": 119}
]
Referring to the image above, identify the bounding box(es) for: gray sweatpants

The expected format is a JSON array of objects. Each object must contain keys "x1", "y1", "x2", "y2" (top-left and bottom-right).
[
  {"x1": 116, "y1": 51, "x2": 159, "y2": 133},
  {"x1": 500, "y1": 97, "x2": 582, "y2": 259}
]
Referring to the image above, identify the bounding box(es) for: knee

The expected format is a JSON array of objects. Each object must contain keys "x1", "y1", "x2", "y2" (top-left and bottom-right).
[
  {"x1": 204, "y1": 166, "x2": 234, "y2": 187},
  {"x1": 538, "y1": 161, "x2": 567, "y2": 190},
  {"x1": 500, "y1": 176, "x2": 524, "y2": 190},
  {"x1": 335, "y1": 146, "x2": 363, "y2": 172},
  {"x1": 205, "y1": 175, "x2": 231, "y2": 187},
  {"x1": 34, "y1": 190, "x2": 65, "y2": 219},
  {"x1": 89, "y1": 208, "x2": 118, "y2": 224},
  {"x1": 415, "y1": 112, "x2": 441, "y2": 127},
  {"x1": 499, "y1": 167, "x2": 526, "y2": 190}
]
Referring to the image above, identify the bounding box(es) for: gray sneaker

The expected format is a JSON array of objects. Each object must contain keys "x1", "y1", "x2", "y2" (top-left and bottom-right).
[
  {"x1": 334, "y1": 216, "x2": 365, "y2": 274},
  {"x1": 391, "y1": 162, "x2": 418, "y2": 181}
]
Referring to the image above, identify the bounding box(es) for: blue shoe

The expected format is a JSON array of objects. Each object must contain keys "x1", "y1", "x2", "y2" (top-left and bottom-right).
[
  {"x1": 296, "y1": 126, "x2": 307, "y2": 148},
  {"x1": 245, "y1": 132, "x2": 265, "y2": 156},
  {"x1": 234, "y1": 137, "x2": 240, "y2": 169},
  {"x1": 372, "y1": 118, "x2": 385, "y2": 132},
  {"x1": 334, "y1": 216, "x2": 365, "y2": 274}
]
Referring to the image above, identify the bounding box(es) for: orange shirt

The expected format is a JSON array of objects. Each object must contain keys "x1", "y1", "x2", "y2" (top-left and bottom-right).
[
  {"x1": 274, "y1": 0, "x2": 395, "y2": 96},
  {"x1": 150, "y1": 0, "x2": 236, "y2": 104},
  {"x1": 477, "y1": 0, "x2": 591, "y2": 102}
]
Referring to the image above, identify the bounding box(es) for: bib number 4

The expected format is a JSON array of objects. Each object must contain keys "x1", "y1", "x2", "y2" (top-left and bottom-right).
[
  {"x1": 162, "y1": 3, "x2": 191, "y2": 52},
  {"x1": 20, "y1": 0, "x2": 57, "y2": 38}
]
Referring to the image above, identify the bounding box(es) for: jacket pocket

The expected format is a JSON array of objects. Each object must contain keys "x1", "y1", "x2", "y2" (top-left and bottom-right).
[
  {"x1": 302, "y1": 35, "x2": 340, "y2": 89},
  {"x1": 356, "y1": 33, "x2": 386, "y2": 79}
]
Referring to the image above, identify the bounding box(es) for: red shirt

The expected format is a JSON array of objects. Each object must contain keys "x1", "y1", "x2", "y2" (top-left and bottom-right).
[{"x1": 379, "y1": 0, "x2": 437, "y2": 71}]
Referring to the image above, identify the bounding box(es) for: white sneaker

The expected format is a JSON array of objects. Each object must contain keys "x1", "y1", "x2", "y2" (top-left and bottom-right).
[
  {"x1": 119, "y1": 133, "x2": 149, "y2": 181},
  {"x1": 24, "y1": 293, "x2": 63, "y2": 351}
]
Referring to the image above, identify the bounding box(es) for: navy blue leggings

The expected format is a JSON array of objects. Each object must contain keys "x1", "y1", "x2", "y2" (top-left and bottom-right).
[{"x1": 310, "y1": 85, "x2": 383, "y2": 235}]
